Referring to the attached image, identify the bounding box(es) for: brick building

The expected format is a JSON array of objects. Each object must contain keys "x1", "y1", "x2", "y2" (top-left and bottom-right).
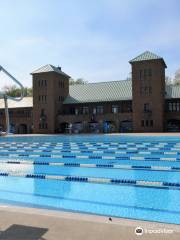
[{"x1": 0, "y1": 51, "x2": 180, "y2": 134}]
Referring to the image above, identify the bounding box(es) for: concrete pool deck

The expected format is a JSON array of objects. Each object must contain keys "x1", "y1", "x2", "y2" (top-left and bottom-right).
[
  {"x1": 110, "y1": 132, "x2": 180, "y2": 136},
  {"x1": 2, "y1": 132, "x2": 180, "y2": 137},
  {"x1": 0, "y1": 205, "x2": 179, "y2": 240}
]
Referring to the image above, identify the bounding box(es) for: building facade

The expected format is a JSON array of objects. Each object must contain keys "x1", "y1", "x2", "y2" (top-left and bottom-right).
[{"x1": 0, "y1": 51, "x2": 180, "y2": 134}]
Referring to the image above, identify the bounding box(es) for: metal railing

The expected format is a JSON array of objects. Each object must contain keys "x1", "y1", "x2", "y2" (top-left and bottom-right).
[{"x1": 0, "y1": 66, "x2": 24, "y2": 135}]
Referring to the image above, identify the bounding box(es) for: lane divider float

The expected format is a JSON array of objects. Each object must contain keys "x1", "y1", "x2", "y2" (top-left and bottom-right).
[
  {"x1": 0, "y1": 152, "x2": 179, "y2": 162},
  {"x1": 0, "y1": 159, "x2": 178, "y2": 171},
  {"x1": 0, "y1": 171, "x2": 180, "y2": 190}
]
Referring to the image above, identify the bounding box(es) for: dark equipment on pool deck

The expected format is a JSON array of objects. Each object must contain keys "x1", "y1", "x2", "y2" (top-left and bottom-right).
[{"x1": 0, "y1": 66, "x2": 24, "y2": 135}]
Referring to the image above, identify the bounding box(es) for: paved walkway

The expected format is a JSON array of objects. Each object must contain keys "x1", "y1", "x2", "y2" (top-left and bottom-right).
[{"x1": 0, "y1": 205, "x2": 179, "y2": 240}]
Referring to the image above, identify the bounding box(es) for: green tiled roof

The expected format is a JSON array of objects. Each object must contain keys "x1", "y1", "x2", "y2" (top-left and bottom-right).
[
  {"x1": 166, "y1": 85, "x2": 180, "y2": 99},
  {"x1": 63, "y1": 80, "x2": 132, "y2": 104},
  {"x1": 129, "y1": 51, "x2": 167, "y2": 67},
  {"x1": 31, "y1": 64, "x2": 70, "y2": 78},
  {"x1": 63, "y1": 80, "x2": 180, "y2": 104},
  {"x1": 0, "y1": 82, "x2": 180, "y2": 109}
]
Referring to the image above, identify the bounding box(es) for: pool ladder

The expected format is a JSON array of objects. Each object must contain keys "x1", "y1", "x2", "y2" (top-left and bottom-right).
[{"x1": 0, "y1": 66, "x2": 24, "y2": 135}]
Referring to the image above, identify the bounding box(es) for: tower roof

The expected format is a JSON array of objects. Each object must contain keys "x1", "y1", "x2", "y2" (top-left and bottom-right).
[
  {"x1": 31, "y1": 64, "x2": 71, "y2": 77},
  {"x1": 129, "y1": 51, "x2": 167, "y2": 67}
]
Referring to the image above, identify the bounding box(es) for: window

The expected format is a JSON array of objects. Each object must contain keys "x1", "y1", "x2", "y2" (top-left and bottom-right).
[
  {"x1": 38, "y1": 80, "x2": 47, "y2": 87},
  {"x1": 150, "y1": 120, "x2": 153, "y2": 127},
  {"x1": 82, "y1": 106, "x2": 89, "y2": 115},
  {"x1": 40, "y1": 109, "x2": 47, "y2": 122},
  {"x1": 144, "y1": 103, "x2": 150, "y2": 112},
  {"x1": 25, "y1": 110, "x2": 31, "y2": 118},
  {"x1": 59, "y1": 81, "x2": 64, "y2": 88},
  {"x1": 38, "y1": 95, "x2": 47, "y2": 103},
  {"x1": 167, "y1": 102, "x2": 180, "y2": 112},
  {"x1": 97, "y1": 106, "x2": 103, "y2": 114},
  {"x1": 173, "y1": 102, "x2": 176, "y2": 111},
  {"x1": 142, "y1": 120, "x2": 153, "y2": 127},
  {"x1": 168, "y1": 102, "x2": 173, "y2": 112},
  {"x1": 140, "y1": 86, "x2": 152, "y2": 96},
  {"x1": 59, "y1": 81, "x2": 65, "y2": 88},
  {"x1": 112, "y1": 105, "x2": 118, "y2": 114},
  {"x1": 140, "y1": 69, "x2": 152, "y2": 96},
  {"x1": 58, "y1": 96, "x2": 64, "y2": 102}
]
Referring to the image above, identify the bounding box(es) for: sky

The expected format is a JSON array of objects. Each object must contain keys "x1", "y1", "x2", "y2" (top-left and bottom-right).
[{"x1": 0, "y1": 0, "x2": 180, "y2": 88}]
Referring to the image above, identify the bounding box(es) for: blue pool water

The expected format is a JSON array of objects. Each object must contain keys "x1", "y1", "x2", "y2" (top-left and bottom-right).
[{"x1": 0, "y1": 135, "x2": 180, "y2": 224}]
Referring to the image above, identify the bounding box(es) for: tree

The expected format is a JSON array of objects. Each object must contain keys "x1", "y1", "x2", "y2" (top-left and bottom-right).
[
  {"x1": 173, "y1": 69, "x2": 180, "y2": 85},
  {"x1": 165, "y1": 76, "x2": 172, "y2": 85},
  {"x1": 2, "y1": 85, "x2": 33, "y2": 97},
  {"x1": 69, "y1": 78, "x2": 88, "y2": 85},
  {"x1": 26, "y1": 87, "x2": 33, "y2": 96}
]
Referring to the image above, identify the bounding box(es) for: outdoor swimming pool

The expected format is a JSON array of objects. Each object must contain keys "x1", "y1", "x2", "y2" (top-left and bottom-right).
[{"x1": 0, "y1": 135, "x2": 180, "y2": 224}]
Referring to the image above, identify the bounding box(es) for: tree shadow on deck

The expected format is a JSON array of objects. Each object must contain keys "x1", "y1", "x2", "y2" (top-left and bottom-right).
[{"x1": 0, "y1": 224, "x2": 48, "y2": 240}]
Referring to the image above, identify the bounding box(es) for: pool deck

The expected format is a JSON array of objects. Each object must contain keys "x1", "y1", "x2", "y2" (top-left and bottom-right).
[
  {"x1": 111, "y1": 132, "x2": 180, "y2": 136},
  {"x1": 0, "y1": 205, "x2": 179, "y2": 240},
  {"x1": 3, "y1": 132, "x2": 180, "y2": 137}
]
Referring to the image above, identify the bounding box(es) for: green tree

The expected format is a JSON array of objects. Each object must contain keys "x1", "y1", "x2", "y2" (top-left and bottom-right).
[
  {"x1": 2, "y1": 85, "x2": 33, "y2": 97},
  {"x1": 165, "y1": 76, "x2": 172, "y2": 85},
  {"x1": 173, "y1": 69, "x2": 180, "y2": 85},
  {"x1": 69, "y1": 78, "x2": 88, "y2": 85}
]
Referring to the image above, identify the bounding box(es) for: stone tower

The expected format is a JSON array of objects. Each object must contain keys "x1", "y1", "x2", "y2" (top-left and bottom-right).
[
  {"x1": 129, "y1": 51, "x2": 167, "y2": 132},
  {"x1": 31, "y1": 64, "x2": 70, "y2": 133}
]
